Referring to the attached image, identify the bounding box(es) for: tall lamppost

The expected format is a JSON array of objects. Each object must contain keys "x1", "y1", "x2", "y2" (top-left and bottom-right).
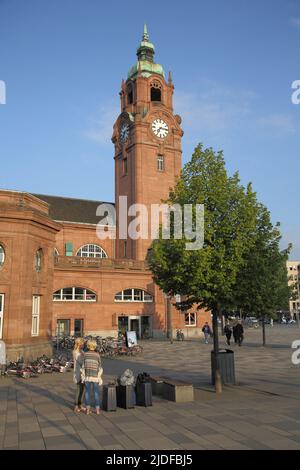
[
  {"x1": 169, "y1": 296, "x2": 173, "y2": 344},
  {"x1": 164, "y1": 293, "x2": 173, "y2": 344}
]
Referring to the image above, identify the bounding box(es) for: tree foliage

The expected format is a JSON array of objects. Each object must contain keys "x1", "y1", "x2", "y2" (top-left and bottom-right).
[
  {"x1": 233, "y1": 203, "x2": 292, "y2": 318},
  {"x1": 149, "y1": 144, "x2": 258, "y2": 313}
]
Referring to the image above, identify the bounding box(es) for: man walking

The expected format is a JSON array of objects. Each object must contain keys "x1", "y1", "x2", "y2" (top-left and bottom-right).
[
  {"x1": 224, "y1": 322, "x2": 232, "y2": 346},
  {"x1": 233, "y1": 320, "x2": 244, "y2": 346}
]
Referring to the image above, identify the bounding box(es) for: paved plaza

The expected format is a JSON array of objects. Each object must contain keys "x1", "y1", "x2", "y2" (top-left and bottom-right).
[{"x1": 1, "y1": 325, "x2": 300, "y2": 450}]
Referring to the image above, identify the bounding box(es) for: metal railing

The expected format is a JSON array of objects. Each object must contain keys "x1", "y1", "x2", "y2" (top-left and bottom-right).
[{"x1": 54, "y1": 255, "x2": 149, "y2": 271}]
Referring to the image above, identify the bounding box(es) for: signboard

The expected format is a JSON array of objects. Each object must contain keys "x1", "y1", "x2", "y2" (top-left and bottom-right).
[{"x1": 126, "y1": 331, "x2": 137, "y2": 348}]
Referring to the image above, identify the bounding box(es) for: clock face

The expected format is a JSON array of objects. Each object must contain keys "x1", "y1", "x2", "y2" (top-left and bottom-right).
[
  {"x1": 120, "y1": 123, "x2": 129, "y2": 143},
  {"x1": 152, "y1": 119, "x2": 169, "y2": 139}
]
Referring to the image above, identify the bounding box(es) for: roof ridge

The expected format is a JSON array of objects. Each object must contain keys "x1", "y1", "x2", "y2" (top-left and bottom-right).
[{"x1": 33, "y1": 193, "x2": 115, "y2": 205}]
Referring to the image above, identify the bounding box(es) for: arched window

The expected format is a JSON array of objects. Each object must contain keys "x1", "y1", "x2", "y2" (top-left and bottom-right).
[
  {"x1": 0, "y1": 245, "x2": 5, "y2": 267},
  {"x1": 53, "y1": 287, "x2": 97, "y2": 301},
  {"x1": 35, "y1": 249, "x2": 42, "y2": 272},
  {"x1": 151, "y1": 80, "x2": 162, "y2": 102},
  {"x1": 127, "y1": 84, "x2": 133, "y2": 104},
  {"x1": 76, "y1": 244, "x2": 107, "y2": 258},
  {"x1": 114, "y1": 288, "x2": 153, "y2": 302}
]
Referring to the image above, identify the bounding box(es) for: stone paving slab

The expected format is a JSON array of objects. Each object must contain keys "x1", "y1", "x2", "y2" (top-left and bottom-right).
[{"x1": 1, "y1": 325, "x2": 300, "y2": 450}]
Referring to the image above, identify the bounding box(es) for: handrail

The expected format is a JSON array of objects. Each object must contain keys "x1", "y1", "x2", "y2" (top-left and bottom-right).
[{"x1": 54, "y1": 255, "x2": 149, "y2": 271}]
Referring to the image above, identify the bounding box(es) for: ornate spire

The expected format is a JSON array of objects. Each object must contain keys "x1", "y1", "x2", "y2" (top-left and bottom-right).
[
  {"x1": 137, "y1": 24, "x2": 155, "y2": 63},
  {"x1": 168, "y1": 71, "x2": 173, "y2": 85},
  {"x1": 127, "y1": 25, "x2": 165, "y2": 80},
  {"x1": 143, "y1": 24, "x2": 149, "y2": 41}
]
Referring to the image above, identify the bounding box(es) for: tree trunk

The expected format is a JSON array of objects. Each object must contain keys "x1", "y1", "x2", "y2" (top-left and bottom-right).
[
  {"x1": 262, "y1": 315, "x2": 266, "y2": 346},
  {"x1": 212, "y1": 306, "x2": 222, "y2": 393}
]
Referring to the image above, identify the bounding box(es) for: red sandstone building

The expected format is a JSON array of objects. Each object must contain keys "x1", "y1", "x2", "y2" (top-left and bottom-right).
[{"x1": 0, "y1": 27, "x2": 210, "y2": 360}]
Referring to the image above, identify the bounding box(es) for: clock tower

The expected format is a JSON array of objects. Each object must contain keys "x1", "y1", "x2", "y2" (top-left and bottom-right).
[{"x1": 112, "y1": 25, "x2": 183, "y2": 260}]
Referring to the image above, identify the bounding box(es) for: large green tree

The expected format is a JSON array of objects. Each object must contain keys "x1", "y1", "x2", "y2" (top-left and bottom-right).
[
  {"x1": 233, "y1": 203, "x2": 292, "y2": 345},
  {"x1": 149, "y1": 144, "x2": 258, "y2": 392}
]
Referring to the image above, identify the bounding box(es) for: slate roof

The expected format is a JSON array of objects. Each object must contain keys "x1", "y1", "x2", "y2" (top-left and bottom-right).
[{"x1": 33, "y1": 193, "x2": 115, "y2": 225}]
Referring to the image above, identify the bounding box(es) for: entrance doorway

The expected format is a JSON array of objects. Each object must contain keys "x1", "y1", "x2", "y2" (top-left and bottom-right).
[
  {"x1": 57, "y1": 319, "x2": 70, "y2": 337},
  {"x1": 141, "y1": 316, "x2": 150, "y2": 339},
  {"x1": 129, "y1": 318, "x2": 140, "y2": 339},
  {"x1": 117, "y1": 315, "x2": 151, "y2": 339},
  {"x1": 74, "y1": 319, "x2": 84, "y2": 337},
  {"x1": 118, "y1": 316, "x2": 129, "y2": 335}
]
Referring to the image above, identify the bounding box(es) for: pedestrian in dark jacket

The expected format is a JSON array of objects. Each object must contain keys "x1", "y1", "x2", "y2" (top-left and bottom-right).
[
  {"x1": 202, "y1": 322, "x2": 212, "y2": 344},
  {"x1": 233, "y1": 321, "x2": 244, "y2": 346},
  {"x1": 224, "y1": 323, "x2": 232, "y2": 346}
]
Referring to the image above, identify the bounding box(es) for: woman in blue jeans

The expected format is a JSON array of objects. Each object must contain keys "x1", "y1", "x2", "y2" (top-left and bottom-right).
[{"x1": 81, "y1": 340, "x2": 103, "y2": 415}]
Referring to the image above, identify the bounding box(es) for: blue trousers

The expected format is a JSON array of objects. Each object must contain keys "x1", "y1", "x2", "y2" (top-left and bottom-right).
[{"x1": 85, "y1": 382, "x2": 101, "y2": 408}]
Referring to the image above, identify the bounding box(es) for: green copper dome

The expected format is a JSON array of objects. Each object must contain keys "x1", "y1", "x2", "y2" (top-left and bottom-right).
[{"x1": 128, "y1": 25, "x2": 165, "y2": 80}]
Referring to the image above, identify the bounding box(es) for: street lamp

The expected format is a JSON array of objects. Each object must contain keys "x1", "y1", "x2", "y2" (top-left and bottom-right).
[
  {"x1": 169, "y1": 296, "x2": 173, "y2": 344},
  {"x1": 164, "y1": 293, "x2": 173, "y2": 344}
]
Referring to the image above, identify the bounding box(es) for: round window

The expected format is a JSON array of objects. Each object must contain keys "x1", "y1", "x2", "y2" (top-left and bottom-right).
[{"x1": 0, "y1": 245, "x2": 5, "y2": 267}]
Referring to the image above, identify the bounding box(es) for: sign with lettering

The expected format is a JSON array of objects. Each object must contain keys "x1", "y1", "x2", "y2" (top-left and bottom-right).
[{"x1": 126, "y1": 331, "x2": 137, "y2": 348}]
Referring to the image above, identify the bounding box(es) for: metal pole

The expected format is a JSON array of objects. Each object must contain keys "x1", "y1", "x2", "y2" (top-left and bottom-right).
[
  {"x1": 262, "y1": 315, "x2": 266, "y2": 346},
  {"x1": 169, "y1": 297, "x2": 173, "y2": 344},
  {"x1": 165, "y1": 294, "x2": 168, "y2": 339},
  {"x1": 212, "y1": 306, "x2": 222, "y2": 393}
]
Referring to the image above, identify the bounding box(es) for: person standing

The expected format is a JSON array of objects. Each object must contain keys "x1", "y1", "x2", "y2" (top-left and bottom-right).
[
  {"x1": 81, "y1": 340, "x2": 103, "y2": 415},
  {"x1": 224, "y1": 322, "x2": 232, "y2": 346},
  {"x1": 234, "y1": 321, "x2": 244, "y2": 346},
  {"x1": 73, "y1": 337, "x2": 86, "y2": 413},
  {"x1": 202, "y1": 322, "x2": 212, "y2": 344},
  {"x1": 232, "y1": 322, "x2": 238, "y2": 344}
]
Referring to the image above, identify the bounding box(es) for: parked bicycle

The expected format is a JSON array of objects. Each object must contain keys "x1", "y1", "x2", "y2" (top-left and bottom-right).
[
  {"x1": 176, "y1": 329, "x2": 185, "y2": 341},
  {"x1": 3, "y1": 353, "x2": 74, "y2": 378},
  {"x1": 52, "y1": 334, "x2": 143, "y2": 358}
]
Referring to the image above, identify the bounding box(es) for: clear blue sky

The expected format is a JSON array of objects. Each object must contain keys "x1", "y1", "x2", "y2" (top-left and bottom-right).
[{"x1": 1, "y1": 0, "x2": 300, "y2": 257}]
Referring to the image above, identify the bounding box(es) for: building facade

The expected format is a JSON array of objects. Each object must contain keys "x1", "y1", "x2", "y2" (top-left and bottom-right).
[
  {"x1": 0, "y1": 27, "x2": 210, "y2": 360},
  {"x1": 287, "y1": 260, "x2": 300, "y2": 318}
]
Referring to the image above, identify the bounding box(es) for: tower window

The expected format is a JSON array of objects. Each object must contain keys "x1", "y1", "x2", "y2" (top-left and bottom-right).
[
  {"x1": 127, "y1": 85, "x2": 133, "y2": 104},
  {"x1": 151, "y1": 87, "x2": 161, "y2": 102},
  {"x1": 123, "y1": 158, "x2": 128, "y2": 176},
  {"x1": 157, "y1": 155, "x2": 165, "y2": 171},
  {"x1": 151, "y1": 80, "x2": 162, "y2": 102}
]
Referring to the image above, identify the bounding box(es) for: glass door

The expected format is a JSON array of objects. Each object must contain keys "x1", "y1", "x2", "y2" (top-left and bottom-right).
[
  {"x1": 129, "y1": 317, "x2": 140, "y2": 339},
  {"x1": 57, "y1": 319, "x2": 70, "y2": 337},
  {"x1": 74, "y1": 319, "x2": 84, "y2": 337},
  {"x1": 118, "y1": 316, "x2": 129, "y2": 335},
  {"x1": 141, "y1": 316, "x2": 151, "y2": 339}
]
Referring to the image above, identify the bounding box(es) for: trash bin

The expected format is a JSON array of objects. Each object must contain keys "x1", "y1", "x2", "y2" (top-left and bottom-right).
[
  {"x1": 116, "y1": 385, "x2": 135, "y2": 409},
  {"x1": 102, "y1": 384, "x2": 117, "y2": 412},
  {"x1": 211, "y1": 349, "x2": 235, "y2": 385},
  {"x1": 136, "y1": 382, "x2": 152, "y2": 407}
]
